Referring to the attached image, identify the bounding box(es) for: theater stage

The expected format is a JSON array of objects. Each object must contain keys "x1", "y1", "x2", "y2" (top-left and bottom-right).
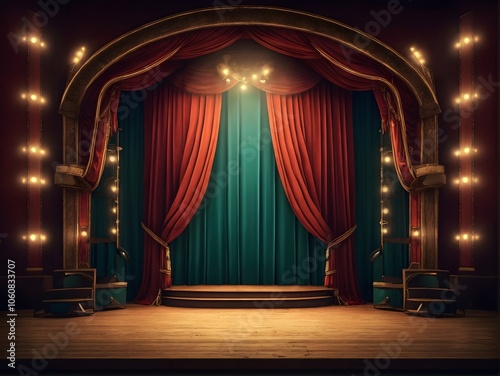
[{"x1": 6, "y1": 301, "x2": 499, "y2": 375}]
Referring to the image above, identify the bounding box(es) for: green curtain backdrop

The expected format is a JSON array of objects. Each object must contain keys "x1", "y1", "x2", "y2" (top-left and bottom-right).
[
  {"x1": 117, "y1": 96, "x2": 144, "y2": 301},
  {"x1": 353, "y1": 91, "x2": 381, "y2": 302},
  {"x1": 352, "y1": 91, "x2": 409, "y2": 302},
  {"x1": 91, "y1": 92, "x2": 145, "y2": 301},
  {"x1": 171, "y1": 86, "x2": 325, "y2": 285}
]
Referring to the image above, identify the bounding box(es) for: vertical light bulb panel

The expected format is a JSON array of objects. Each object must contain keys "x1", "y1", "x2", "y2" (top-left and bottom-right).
[
  {"x1": 26, "y1": 16, "x2": 43, "y2": 272},
  {"x1": 457, "y1": 12, "x2": 475, "y2": 271}
]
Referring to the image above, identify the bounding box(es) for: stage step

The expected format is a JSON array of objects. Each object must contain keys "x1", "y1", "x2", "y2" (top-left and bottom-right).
[{"x1": 162, "y1": 285, "x2": 337, "y2": 308}]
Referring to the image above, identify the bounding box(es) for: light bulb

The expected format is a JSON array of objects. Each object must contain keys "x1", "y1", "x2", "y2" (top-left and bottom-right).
[
  {"x1": 462, "y1": 176, "x2": 469, "y2": 183},
  {"x1": 382, "y1": 208, "x2": 389, "y2": 214},
  {"x1": 30, "y1": 234, "x2": 37, "y2": 241},
  {"x1": 109, "y1": 155, "x2": 117, "y2": 163},
  {"x1": 30, "y1": 36, "x2": 38, "y2": 44},
  {"x1": 81, "y1": 230, "x2": 88, "y2": 237},
  {"x1": 222, "y1": 68, "x2": 229, "y2": 76},
  {"x1": 464, "y1": 37, "x2": 470, "y2": 44},
  {"x1": 240, "y1": 84, "x2": 247, "y2": 90},
  {"x1": 384, "y1": 156, "x2": 391, "y2": 164},
  {"x1": 381, "y1": 185, "x2": 389, "y2": 193}
]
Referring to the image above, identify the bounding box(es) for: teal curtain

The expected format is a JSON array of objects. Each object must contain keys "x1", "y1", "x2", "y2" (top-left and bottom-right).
[
  {"x1": 353, "y1": 91, "x2": 381, "y2": 302},
  {"x1": 353, "y1": 91, "x2": 409, "y2": 302},
  {"x1": 90, "y1": 149, "x2": 119, "y2": 281},
  {"x1": 379, "y1": 130, "x2": 409, "y2": 280},
  {"x1": 90, "y1": 92, "x2": 144, "y2": 301},
  {"x1": 118, "y1": 96, "x2": 144, "y2": 301},
  {"x1": 171, "y1": 86, "x2": 325, "y2": 285}
]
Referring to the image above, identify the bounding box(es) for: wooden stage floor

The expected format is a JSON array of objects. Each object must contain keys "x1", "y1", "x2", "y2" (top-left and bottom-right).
[{"x1": 4, "y1": 303, "x2": 499, "y2": 375}]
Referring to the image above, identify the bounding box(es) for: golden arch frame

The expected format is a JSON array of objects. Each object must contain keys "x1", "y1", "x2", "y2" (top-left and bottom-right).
[{"x1": 57, "y1": 6, "x2": 444, "y2": 270}]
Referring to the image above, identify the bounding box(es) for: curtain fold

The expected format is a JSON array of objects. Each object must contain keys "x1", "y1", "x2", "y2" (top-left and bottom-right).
[
  {"x1": 135, "y1": 81, "x2": 222, "y2": 304},
  {"x1": 266, "y1": 80, "x2": 363, "y2": 304}
]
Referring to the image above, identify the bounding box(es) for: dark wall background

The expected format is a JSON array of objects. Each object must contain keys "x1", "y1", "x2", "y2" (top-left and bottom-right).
[{"x1": 0, "y1": 0, "x2": 497, "y2": 282}]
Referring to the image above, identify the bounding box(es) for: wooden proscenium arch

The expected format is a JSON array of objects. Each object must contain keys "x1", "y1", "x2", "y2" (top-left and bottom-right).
[{"x1": 56, "y1": 6, "x2": 445, "y2": 270}]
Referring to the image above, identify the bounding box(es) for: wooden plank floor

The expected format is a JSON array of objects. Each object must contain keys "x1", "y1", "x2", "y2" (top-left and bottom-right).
[{"x1": 4, "y1": 304, "x2": 499, "y2": 373}]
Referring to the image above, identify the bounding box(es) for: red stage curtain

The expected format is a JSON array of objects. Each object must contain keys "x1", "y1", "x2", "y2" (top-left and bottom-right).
[
  {"x1": 135, "y1": 81, "x2": 222, "y2": 304},
  {"x1": 267, "y1": 81, "x2": 363, "y2": 304}
]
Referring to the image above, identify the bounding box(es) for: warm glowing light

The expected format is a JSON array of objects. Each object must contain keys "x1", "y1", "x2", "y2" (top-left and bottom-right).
[
  {"x1": 463, "y1": 93, "x2": 470, "y2": 100},
  {"x1": 109, "y1": 155, "x2": 117, "y2": 163},
  {"x1": 30, "y1": 94, "x2": 37, "y2": 101},
  {"x1": 22, "y1": 178, "x2": 27, "y2": 184},
  {"x1": 30, "y1": 36, "x2": 38, "y2": 44},
  {"x1": 474, "y1": 234, "x2": 480, "y2": 240},
  {"x1": 454, "y1": 150, "x2": 460, "y2": 156},
  {"x1": 464, "y1": 37, "x2": 470, "y2": 44},
  {"x1": 222, "y1": 68, "x2": 229, "y2": 76},
  {"x1": 474, "y1": 36, "x2": 479, "y2": 42},
  {"x1": 81, "y1": 230, "x2": 88, "y2": 237},
  {"x1": 382, "y1": 228, "x2": 388, "y2": 234},
  {"x1": 111, "y1": 228, "x2": 117, "y2": 234},
  {"x1": 252, "y1": 73, "x2": 258, "y2": 80},
  {"x1": 410, "y1": 46, "x2": 415, "y2": 51},
  {"x1": 462, "y1": 233, "x2": 469, "y2": 240},
  {"x1": 412, "y1": 230, "x2": 420, "y2": 237},
  {"x1": 111, "y1": 185, "x2": 117, "y2": 193},
  {"x1": 462, "y1": 176, "x2": 469, "y2": 183},
  {"x1": 455, "y1": 235, "x2": 460, "y2": 241},
  {"x1": 21, "y1": 93, "x2": 26, "y2": 99},
  {"x1": 40, "y1": 42, "x2": 45, "y2": 48},
  {"x1": 463, "y1": 147, "x2": 470, "y2": 154},
  {"x1": 23, "y1": 233, "x2": 47, "y2": 242},
  {"x1": 384, "y1": 156, "x2": 391, "y2": 164},
  {"x1": 240, "y1": 84, "x2": 247, "y2": 90},
  {"x1": 381, "y1": 185, "x2": 389, "y2": 193},
  {"x1": 455, "y1": 42, "x2": 461, "y2": 48},
  {"x1": 225, "y1": 77, "x2": 231, "y2": 84},
  {"x1": 112, "y1": 207, "x2": 117, "y2": 214},
  {"x1": 382, "y1": 208, "x2": 389, "y2": 215},
  {"x1": 30, "y1": 177, "x2": 38, "y2": 183},
  {"x1": 72, "y1": 46, "x2": 87, "y2": 65},
  {"x1": 262, "y1": 68, "x2": 270, "y2": 76},
  {"x1": 454, "y1": 179, "x2": 460, "y2": 185},
  {"x1": 455, "y1": 97, "x2": 461, "y2": 104},
  {"x1": 31, "y1": 146, "x2": 37, "y2": 153}
]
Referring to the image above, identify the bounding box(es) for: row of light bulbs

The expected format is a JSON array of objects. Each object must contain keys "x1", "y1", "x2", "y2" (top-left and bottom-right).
[
  {"x1": 22, "y1": 35, "x2": 45, "y2": 48},
  {"x1": 409, "y1": 46, "x2": 425, "y2": 65},
  {"x1": 21, "y1": 92, "x2": 46, "y2": 104},
  {"x1": 455, "y1": 233, "x2": 480, "y2": 241},
  {"x1": 72, "y1": 46, "x2": 86, "y2": 64},
  {"x1": 22, "y1": 233, "x2": 47, "y2": 242},
  {"x1": 22, "y1": 145, "x2": 47, "y2": 155},
  {"x1": 454, "y1": 35, "x2": 480, "y2": 49},
  {"x1": 20, "y1": 34, "x2": 49, "y2": 245},
  {"x1": 454, "y1": 92, "x2": 478, "y2": 104}
]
